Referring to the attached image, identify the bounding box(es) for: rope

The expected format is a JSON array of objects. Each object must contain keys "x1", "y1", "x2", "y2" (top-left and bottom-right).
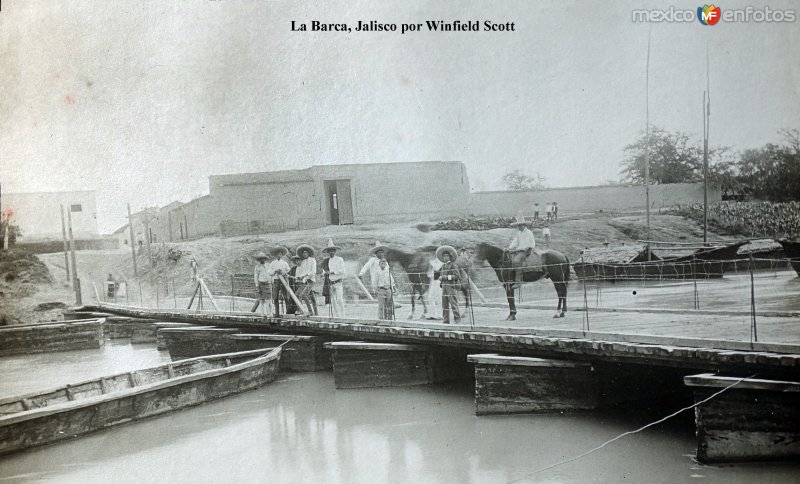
[{"x1": 505, "y1": 373, "x2": 757, "y2": 483}]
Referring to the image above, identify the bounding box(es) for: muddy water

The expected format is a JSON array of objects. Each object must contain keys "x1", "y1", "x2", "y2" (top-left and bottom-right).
[{"x1": 1, "y1": 345, "x2": 799, "y2": 483}]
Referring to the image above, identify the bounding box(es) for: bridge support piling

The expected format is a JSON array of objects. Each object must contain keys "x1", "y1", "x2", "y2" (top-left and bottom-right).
[
  {"x1": 684, "y1": 373, "x2": 800, "y2": 463},
  {"x1": 325, "y1": 342, "x2": 434, "y2": 389},
  {"x1": 467, "y1": 354, "x2": 599, "y2": 416}
]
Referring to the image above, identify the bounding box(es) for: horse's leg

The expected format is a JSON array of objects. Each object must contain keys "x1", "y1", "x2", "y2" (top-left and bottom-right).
[
  {"x1": 553, "y1": 281, "x2": 567, "y2": 318},
  {"x1": 505, "y1": 284, "x2": 517, "y2": 321},
  {"x1": 409, "y1": 289, "x2": 416, "y2": 320}
]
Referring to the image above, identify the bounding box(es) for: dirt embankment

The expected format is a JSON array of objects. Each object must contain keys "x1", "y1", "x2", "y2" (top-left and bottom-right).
[{"x1": 0, "y1": 249, "x2": 70, "y2": 325}]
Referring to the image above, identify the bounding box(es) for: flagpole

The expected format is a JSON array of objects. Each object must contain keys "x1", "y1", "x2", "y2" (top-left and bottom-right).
[
  {"x1": 703, "y1": 44, "x2": 710, "y2": 245},
  {"x1": 645, "y1": 24, "x2": 652, "y2": 260}
]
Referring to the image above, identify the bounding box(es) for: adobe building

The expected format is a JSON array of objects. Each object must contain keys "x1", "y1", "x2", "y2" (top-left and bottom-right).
[
  {"x1": 2, "y1": 191, "x2": 99, "y2": 242},
  {"x1": 205, "y1": 161, "x2": 470, "y2": 236},
  {"x1": 124, "y1": 161, "x2": 718, "y2": 241}
]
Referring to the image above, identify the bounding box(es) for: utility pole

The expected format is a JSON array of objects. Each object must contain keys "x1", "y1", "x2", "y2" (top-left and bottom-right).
[
  {"x1": 60, "y1": 205, "x2": 71, "y2": 282},
  {"x1": 644, "y1": 24, "x2": 652, "y2": 260},
  {"x1": 703, "y1": 45, "x2": 711, "y2": 245},
  {"x1": 127, "y1": 203, "x2": 138, "y2": 276},
  {"x1": 142, "y1": 209, "x2": 154, "y2": 270},
  {"x1": 67, "y1": 205, "x2": 81, "y2": 304}
]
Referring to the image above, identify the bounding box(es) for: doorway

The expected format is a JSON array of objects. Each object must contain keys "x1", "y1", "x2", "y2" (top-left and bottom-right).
[{"x1": 324, "y1": 179, "x2": 353, "y2": 225}]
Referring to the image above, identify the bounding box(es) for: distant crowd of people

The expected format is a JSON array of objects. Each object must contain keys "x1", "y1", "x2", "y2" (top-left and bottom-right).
[{"x1": 676, "y1": 201, "x2": 800, "y2": 238}]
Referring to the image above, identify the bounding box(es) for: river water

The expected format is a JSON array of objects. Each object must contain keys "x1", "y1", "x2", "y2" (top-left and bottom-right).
[{"x1": 1, "y1": 343, "x2": 798, "y2": 484}]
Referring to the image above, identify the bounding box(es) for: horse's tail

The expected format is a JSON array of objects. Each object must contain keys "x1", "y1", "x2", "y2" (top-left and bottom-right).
[{"x1": 563, "y1": 256, "x2": 571, "y2": 282}]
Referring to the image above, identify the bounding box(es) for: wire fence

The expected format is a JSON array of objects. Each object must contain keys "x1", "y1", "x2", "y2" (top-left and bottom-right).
[{"x1": 88, "y1": 254, "x2": 800, "y2": 346}]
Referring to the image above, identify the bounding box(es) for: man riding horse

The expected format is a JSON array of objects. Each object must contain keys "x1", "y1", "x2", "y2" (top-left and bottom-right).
[{"x1": 507, "y1": 215, "x2": 536, "y2": 289}]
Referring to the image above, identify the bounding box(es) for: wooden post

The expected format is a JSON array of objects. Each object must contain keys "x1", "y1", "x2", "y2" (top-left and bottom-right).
[
  {"x1": 468, "y1": 278, "x2": 486, "y2": 303},
  {"x1": 186, "y1": 281, "x2": 200, "y2": 310},
  {"x1": 92, "y1": 282, "x2": 101, "y2": 302},
  {"x1": 279, "y1": 275, "x2": 308, "y2": 316},
  {"x1": 60, "y1": 205, "x2": 70, "y2": 281},
  {"x1": 198, "y1": 278, "x2": 220, "y2": 311},
  {"x1": 67, "y1": 206, "x2": 81, "y2": 304},
  {"x1": 144, "y1": 217, "x2": 153, "y2": 270},
  {"x1": 352, "y1": 274, "x2": 374, "y2": 301},
  {"x1": 127, "y1": 204, "x2": 138, "y2": 276}
]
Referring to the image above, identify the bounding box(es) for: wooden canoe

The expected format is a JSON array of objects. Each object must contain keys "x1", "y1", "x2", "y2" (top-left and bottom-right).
[{"x1": 0, "y1": 347, "x2": 281, "y2": 455}]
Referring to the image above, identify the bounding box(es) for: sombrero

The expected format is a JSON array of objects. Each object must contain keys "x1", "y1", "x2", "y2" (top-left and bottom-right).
[
  {"x1": 369, "y1": 240, "x2": 388, "y2": 256},
  {"x1": 254, "y1": 251, "x2": 268, "y2": 260},
  {"x1": 270, "y1": 246, "x2": 288, "y2": 257},
  {"x1": 296, "y1": 244, "x2": 315, "y2": 257},
  {"x1": 322, "y1": 238, "x2": 341, "y2": 253},
  {"x1": 509, "y1": 214, "x2": 530, "y2": 227},
  {"x1": 435, "y1": 245, "x2": 457, "y2": 262}
]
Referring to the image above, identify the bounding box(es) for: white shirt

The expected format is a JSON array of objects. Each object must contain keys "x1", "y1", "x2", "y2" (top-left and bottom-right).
[
  {"x1": 542, "y1": 227, "x2": 551, "y2": 236},
  {"x1": 296, "y1": 257, "x2": 317, "y2": 283},
  {"x1": 327, "y1": 255, "x2": 345, "y2": 282},
  {"x1": 360, "y1": 257, "x2": 393, "y2": 291},
  {"x1": 509, "y1": 227, "x2": 536, "y2": 251},
  {"x1": 254, "y1": 263, "x2": 270, "y2": 285},
  {"x1": 268, "y1": 259, "x2": 290, "y2": 279},
  {"x1": 373, "y1": 264, "x2": 395, "y2": 290}
]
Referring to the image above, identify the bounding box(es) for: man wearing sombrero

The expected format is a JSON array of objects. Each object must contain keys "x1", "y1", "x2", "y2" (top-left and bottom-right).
[
  {"x1": 285, "y1": 254, "x2": 302, "y2": 315},
  {"x1": 322, "y1": 238, "x2": 346, "y2": 317},
  {"x1": 253, "y1": 251, "x2": 272, "y2": 316},
  {"x1": 508, "y1": 214, "x2": 535, "y2": 289},
  {"x1": 359, "y1": 241, "x2": 395, "y2": 319},
  {"x1": 295, "y1": 243, "x2": 318, "y2": 316},
  {"x1": 434, "y1": 245, "x2": 462, "y2": 324},
  {"x1": 267, "y1": 246, "x2": 290, "y2": 317}
]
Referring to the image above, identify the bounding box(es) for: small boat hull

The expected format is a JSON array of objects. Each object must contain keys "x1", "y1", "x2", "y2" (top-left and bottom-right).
[{"x1": 0, "y1": 347, "x2": 280, "y2": 455}]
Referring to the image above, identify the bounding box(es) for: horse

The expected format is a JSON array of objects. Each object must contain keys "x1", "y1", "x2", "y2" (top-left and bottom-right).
[
  {"x1": 384, "y1": 246, "x2": 435, "y2": 319},
  {"x1": 473, "y1": 242, "x2": 570, "y2": 320},
  {"x1": 385, "y1": 246, "x2": 474, "y2": 320}
]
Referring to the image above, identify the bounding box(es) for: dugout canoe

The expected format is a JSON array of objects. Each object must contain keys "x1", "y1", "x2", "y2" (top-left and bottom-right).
[{"x1": 0, "y1": 347, "x2": 281, "y2": 455}]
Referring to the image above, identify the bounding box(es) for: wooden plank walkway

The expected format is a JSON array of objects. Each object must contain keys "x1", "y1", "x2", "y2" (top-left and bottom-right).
[{"x1": 79, "y1": 303, "x2": 800, "y2": 377}]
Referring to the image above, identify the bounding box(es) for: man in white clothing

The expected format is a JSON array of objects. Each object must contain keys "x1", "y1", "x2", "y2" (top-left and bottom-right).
[
  {"x1": 508, "y1": 215, "x2": 535, "y2": 289},
  {"x1": 359, "y1": 241, "x2": 395, "y2": 319},
  {"x1": 268, "y1": 246, "x2": 290, "y2": 317},
  {"x1": 322, "y1": 238, "x2": 346, "y2": 317},
  {"x1": 253, "y1": 251, "x2": 272, "y2": 316},
  {"x1": 295, "y1": 243, "x2": 318, "y2": 316}
]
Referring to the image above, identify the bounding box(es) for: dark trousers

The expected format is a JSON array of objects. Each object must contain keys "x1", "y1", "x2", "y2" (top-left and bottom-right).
[
  {"x1": 441, "y1": 283, "x2": 461, "y2": 323},
  {"x1": 272, "y1": 279, "x2": 285, "y2": 317}
]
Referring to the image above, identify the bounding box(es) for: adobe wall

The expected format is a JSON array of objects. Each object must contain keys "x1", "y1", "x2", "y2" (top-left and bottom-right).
[{"x1": 468, "y1": 183, "x2": 721, "y2": 216}]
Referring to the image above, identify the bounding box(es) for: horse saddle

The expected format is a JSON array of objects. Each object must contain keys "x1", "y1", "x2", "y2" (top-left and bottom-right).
[{"x1": 511, "y1": 249, "x2": 544, "y2": 273}]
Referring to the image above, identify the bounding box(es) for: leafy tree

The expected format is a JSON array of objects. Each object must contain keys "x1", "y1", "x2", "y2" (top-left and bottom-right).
[
  {"x1": 620, "y1": 127, "x2": 706, "y2": 184},
  {"x1": 501, "y1": 169, "x2": 546, "y2": 191},
  {"x1": 737, "y1": 136, "x2": 800, "y2": 201}
]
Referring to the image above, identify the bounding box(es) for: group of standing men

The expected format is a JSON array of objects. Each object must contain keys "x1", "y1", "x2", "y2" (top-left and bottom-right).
[
  {"x1": 252, "y1": 238, "x2": 470, "y2": 325},
  {"x1": 253, "y1": 239, "x2": 345, "y2": 318}
]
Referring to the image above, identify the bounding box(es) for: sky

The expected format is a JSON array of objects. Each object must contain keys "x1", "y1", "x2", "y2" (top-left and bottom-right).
[{"x1": 1, "y1": 0, "x2": 798, "y2": 233}]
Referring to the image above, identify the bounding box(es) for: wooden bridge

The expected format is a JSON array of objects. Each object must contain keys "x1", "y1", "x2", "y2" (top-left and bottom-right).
[{"x1": 69, "y1": 302, "x2": 800, "y2": 463}]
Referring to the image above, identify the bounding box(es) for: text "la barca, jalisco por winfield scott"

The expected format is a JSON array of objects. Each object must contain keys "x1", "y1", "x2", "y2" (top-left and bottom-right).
[{"x1": 292, "y1": 20, "x2": 516, "y2": 34}]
